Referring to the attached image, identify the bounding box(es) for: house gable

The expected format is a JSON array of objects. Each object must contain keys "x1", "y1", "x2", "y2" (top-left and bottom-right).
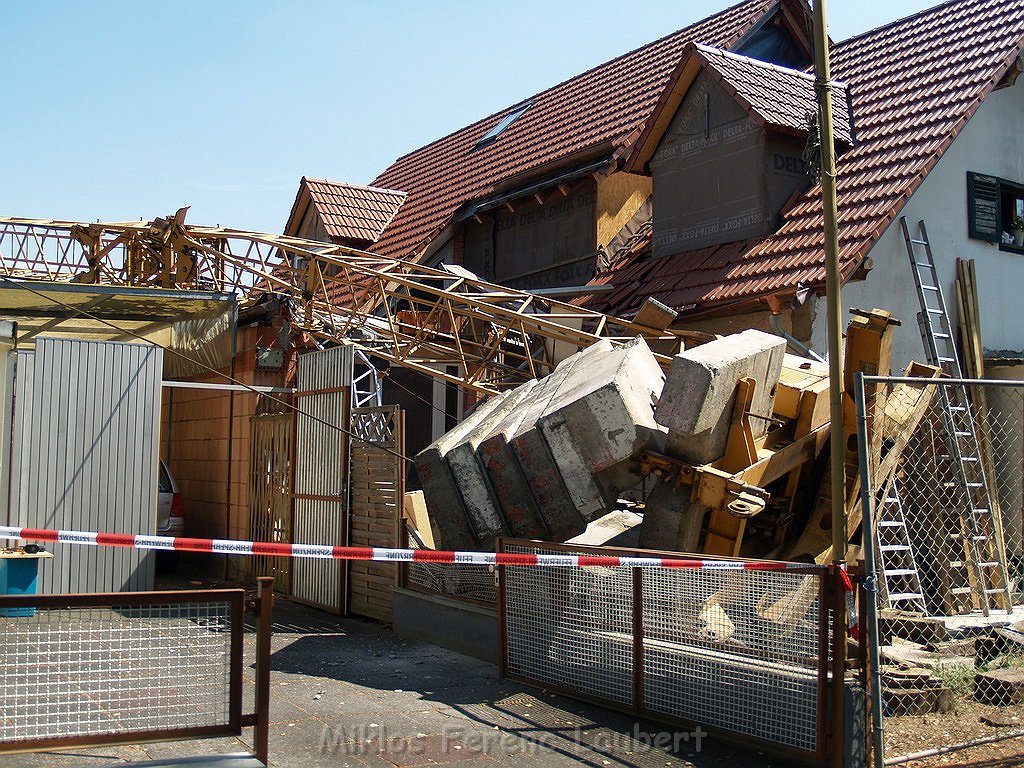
[
  {"x1": 812, "y1": 76, "x2": 1024, "y2": 369},
  {"x1": 581, "y1": 0, "x2": 1024, "y2": 320},
  {"x1": 640, "y1": 45, "x2": 850, "y2": 256},
  {"x1": 283, "y1": 176, "x2": 407, "y2": 247}
]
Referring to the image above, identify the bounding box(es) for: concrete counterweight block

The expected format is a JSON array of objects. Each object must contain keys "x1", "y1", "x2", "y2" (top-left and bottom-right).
[
  {"x1": 445, "y1": 379, "x2": 540, "y2": 548},
  {"x1": 476, "y1": 346, "x2": 601, "y2": 540},
  {"x1": 655, "y1": 329, "x2": 787, "y2": 464},
  {"x1": 642, "y1": 329, "x2": 787, "y2": 553},
  {"x1": 415, "y1": 387, "x2": 521, "y2": 550},
  {"x1": 504, "y1": 340, "x2": 616, "y2": 540},
  {"x1": 537, "y1": 336, "x2": 666, "y2": 518}
]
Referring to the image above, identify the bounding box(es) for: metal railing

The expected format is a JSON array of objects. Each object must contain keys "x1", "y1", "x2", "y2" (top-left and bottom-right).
[
  {"x1": 497, "y1": 539, "x2": 845, "y2": 765},
  {"x1": 0, "y1": 577, "x2": 273, "y2": 763}
]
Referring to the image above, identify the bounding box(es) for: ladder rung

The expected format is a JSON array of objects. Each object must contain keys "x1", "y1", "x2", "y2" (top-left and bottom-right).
[
  {"x1": 878, "y1": 521, "x2": 905, "y2": 528},
  {"x1": 949, "y1": 405, "x2": 967, "y2": 412},
  {"x1": 881, "y1": 544, "x2": 911, "y2": 552},
  {"x1": 884, "y1": 569, "x2": 918, "y2": 576},
  {"x1": 889, "y1": 592, "x2": 925, "y2": 601},
  {"x1": 984, "y1": 589, "x2": 1008, "y2": 595},
  {"x1": 909, "y1": 238, "x2": 928, "y2": 246},
  {"x1": 978, "y1": 562, "x2": 1001, "y2": 568},
  {"x1": 927, "y1": 308, "x2": 943, "y2": 314},
  {"x1": 951, "y1": 587, "x2": 973, "y2": 595}
]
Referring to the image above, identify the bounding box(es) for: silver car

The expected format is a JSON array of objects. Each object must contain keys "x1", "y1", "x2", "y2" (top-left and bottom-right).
[{"x1": 157, "y1": 459, "x2": 185, "y2": 572}]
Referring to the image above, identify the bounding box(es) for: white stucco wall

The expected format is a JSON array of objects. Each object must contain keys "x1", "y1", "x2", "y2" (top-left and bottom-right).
[{"x1": 811, "y1": 79, "x2": 1024, "y2": 372}]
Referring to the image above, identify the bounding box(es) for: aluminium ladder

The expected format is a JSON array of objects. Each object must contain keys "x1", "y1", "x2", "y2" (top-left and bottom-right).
[
  {"x1": 901, "y1": 217, "x2": 1012, "y2": 615},
  {"x1": 875, "y1": 478, "x2": 928, "y2": 612}
]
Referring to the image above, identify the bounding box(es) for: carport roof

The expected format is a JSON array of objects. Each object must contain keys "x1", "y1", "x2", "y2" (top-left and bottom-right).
[{"x1": 0, "y1": 279, "x2": 236, "y2": 345}]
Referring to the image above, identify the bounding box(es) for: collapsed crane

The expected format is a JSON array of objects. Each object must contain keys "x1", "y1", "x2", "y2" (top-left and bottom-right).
[
  {"x1": 0, "y1": 211, "x2": 702, "y2": 393},
  {"x1": 0, "y1": 212, "x2": 912, "y2": 568}
]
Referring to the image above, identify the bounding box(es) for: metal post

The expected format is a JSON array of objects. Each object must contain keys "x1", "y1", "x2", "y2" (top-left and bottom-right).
[
  {"x1": 830, "y1": 566, "x2": 847, "y2": 768},
  {"x1": 632, "y1": 568, "x2": 644, "y2": 715},
  {"x1": 254, "y1": 576, "x2": 274, "y2": 766},
  {"x1": 813, "y1": 0, "x2": 846, "y2": 562},
  {"x1": 856, "y1": 373, "x2": 886, "y2": 768}
]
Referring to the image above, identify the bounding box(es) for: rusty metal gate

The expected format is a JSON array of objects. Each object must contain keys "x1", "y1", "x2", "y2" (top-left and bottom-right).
[
  {"x1": 248, "y1": 411, "x2": 293, "y2": 591},
  {"x1": 348, "y1": 405, "x2": 404, "y2": 622},
  {"x1": 499, "y1": 540, "x2": 843, "y2": 765},
  {"x1": 290, "y1": 345, "x2": 353, "y2": 613}
]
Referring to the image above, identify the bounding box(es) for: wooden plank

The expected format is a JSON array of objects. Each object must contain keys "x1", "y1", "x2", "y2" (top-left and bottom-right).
[{"x1": 347, "y1": 405, "x2": 404, "y2": 622}]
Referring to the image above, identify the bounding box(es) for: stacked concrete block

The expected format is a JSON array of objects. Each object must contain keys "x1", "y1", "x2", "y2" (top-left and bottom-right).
[
  {"x1": 414, "y1": 387, "x2": 522, "y2": 550},
  {"x1": 640, "y1": 329, "x2": 787, "y2": 553},
  {"x1": 423, "y1": 331, "x2": 796, "y2": 554},
  {"x1": 445, "y1": 379, "x2": 540, "y2": 546},
  {"x1": 537, "y1": 336, "x2": 666, "y2": 514},
  {"x1": 476, "y1": 350, "x2": 591, "y2": 540},
  {"x1": 489, "y1": 340, "x2": 615, "y2": 540}
]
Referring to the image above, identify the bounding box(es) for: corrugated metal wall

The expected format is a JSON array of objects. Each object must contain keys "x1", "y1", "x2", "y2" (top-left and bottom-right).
[
  {"x1": 291, "y1": 344, "x2": 352, "y2": 613},
  {"x1": 9, "y1": 338, "x2": 162, "y2": 593}
]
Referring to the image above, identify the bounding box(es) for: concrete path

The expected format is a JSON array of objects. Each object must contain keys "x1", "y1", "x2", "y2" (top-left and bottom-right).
[{"x1": 0, "y1": 577, "x2": 775, "y2": 768}]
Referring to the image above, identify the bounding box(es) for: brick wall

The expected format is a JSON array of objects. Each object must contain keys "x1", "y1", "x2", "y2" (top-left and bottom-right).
[{"x1": 160, "y1": 319, "x2": 291, "y2": 580}]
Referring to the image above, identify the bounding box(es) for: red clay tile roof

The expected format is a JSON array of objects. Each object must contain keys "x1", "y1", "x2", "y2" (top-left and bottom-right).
[
  {"x1": 692, "y1": 43, "x2": 853, "y2": 143},
  {"x1": 368, "y1": 0, "x2": 787, "y2": 260},
  {"x1": 285, "y1": 177, "x2": 407, "y2": 244},
  {"x1": 586, "y1": 0, "x2": 1024, "y2": 318}
]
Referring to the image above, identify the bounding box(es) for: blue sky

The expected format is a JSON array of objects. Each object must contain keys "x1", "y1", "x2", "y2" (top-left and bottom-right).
[{"x1": 2, "y1": 1, "x2": 939, "y2": 235}]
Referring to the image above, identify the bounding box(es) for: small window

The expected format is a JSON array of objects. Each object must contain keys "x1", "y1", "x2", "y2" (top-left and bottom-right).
[
  {"x1": 968, "y1": 172, "x2": 1024, "y2": 250},
  {"x1": 475, "y1": 102, "x2": 531, "y2": 148},
  {"x1": 158, "y1": 461, "x2": 173, "y2": 493}
]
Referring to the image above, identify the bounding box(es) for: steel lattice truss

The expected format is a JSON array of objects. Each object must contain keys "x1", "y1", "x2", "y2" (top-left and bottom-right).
[{"x1": 0, "y1": 212, "x2": 695, "y2": 392}]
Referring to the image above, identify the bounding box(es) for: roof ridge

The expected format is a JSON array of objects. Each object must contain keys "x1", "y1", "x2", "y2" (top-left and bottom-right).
[
  {"x1": 384, "y1": 0, "x2": 778, "y2": 169},
  {"x1": 692, "y1": 41, "x2": 843, "y2": 86},
  {"x1": 302, "y1": 176, "x2": 407, "y2": 197}
]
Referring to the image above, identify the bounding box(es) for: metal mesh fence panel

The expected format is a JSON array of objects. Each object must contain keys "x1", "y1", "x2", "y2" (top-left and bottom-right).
[
  {"x1": 862, "y1": 376, "x2": 1024, "y2": 761},
  {"x1": 406, "y1": 561, "x2": 497, "y2": 605},
  {"x1": 503, "y1": 544, "x2": 635, "y2": 707},
  {"x1": 501, "y1": 542, "x2": 826, "y2": 756},
  {"x1": 642, "y1": 567, "x2": 822, "y2": 753},
  {"x1": 0, "y1": 600, "x2": 234, "y2": 747}
]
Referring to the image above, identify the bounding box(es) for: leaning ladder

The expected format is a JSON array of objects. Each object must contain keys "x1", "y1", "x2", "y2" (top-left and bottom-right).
[
  {"x1": 876, "y1": 479, "x2": 928, "y2": 612},
  {"x1": 902, "y1": 217, "x2": 1012, "y2": 615}
]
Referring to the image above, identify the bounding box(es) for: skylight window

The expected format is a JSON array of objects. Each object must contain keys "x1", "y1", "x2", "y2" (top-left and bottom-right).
[{"x1": 476, "y1": 102, "x2": 531, "y2": 148}]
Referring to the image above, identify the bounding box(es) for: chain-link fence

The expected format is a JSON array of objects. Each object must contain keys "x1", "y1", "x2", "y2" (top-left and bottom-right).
[
  {"x1": 499, "y1": 540, "x2": 838, "y2": 763},
  {"x1": 860, "y1": 375, "x2": 1024, "y2": 763}
]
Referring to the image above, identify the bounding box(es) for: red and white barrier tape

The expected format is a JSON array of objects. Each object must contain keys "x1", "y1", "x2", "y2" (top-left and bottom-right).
[{"x1": 0, "y1": 524, "x2": 822, "y2": 572}]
